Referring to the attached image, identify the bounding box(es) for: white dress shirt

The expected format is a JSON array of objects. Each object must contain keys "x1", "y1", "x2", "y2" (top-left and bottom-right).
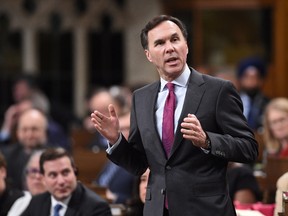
[{"x1": 50, "y1": 196, "x2": 71, "y2": 216}]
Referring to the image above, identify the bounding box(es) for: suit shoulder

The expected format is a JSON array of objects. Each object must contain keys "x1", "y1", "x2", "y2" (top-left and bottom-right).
[
  {"x1": 202, "y1": 73, "x2": 230, "y2": 85},
  {"x1": 29, "y1": 192, "x2": 50, "y2": 203},
  {"x1": 81, "y1": 184, "x2": 110, "y2": 204},
  {"x1": 77, "y1": 185, "x2": 112, "y2": 215},
  {"x1": 202, "y1": 73, "x2": 238, "y2": 92}
]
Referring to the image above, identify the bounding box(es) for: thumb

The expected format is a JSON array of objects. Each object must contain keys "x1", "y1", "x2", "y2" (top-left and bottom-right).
[{"x1": 108, "y1": 104, "x2": 118, "y2": 118}]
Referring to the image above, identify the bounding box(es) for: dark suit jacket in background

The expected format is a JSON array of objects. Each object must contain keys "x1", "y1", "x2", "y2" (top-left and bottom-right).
[
  {"x1": 108, "y1": 68, "x2": 258, "y2": 216},
  {"x1": 0, "y1": 187, "x2": 24, "y2": 216},
  {"x1": 21, "y1": 182, "x2": 112, "y2": 216},
  {"x1": 0, "y1": 144, "x2": 31, "y2": 190},
  {"x1": 96, "y1": 161, "x2": 135, "y2": 204}
]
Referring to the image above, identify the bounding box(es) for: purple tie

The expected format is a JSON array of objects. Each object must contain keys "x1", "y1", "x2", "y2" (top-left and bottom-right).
[{"x1": 162, "y1": 83, "x2": 176, "y2": 157}]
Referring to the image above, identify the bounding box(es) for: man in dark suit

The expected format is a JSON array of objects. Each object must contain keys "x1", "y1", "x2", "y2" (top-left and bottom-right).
[
  {"x1": 0, "y1": 108, "x2": 48, "y2": 190},
  {"x1": 21, "y1": 147, "x2": 112, "y2": 216},
  {"x1": 236, "y1": 56, "x2": 270, "y2": 132},
  {"x1": 91, "y1": 15, "x2": 258, "y2": 216}
]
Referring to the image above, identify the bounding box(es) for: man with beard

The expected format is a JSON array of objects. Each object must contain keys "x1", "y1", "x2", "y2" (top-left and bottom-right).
[{"x1": 237, "y1": 56, "x2": 270, "y2": 131}]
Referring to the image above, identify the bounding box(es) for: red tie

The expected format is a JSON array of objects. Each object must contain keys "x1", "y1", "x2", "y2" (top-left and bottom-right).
[{"x1": 162, "y1": 83, "x2": 176, "y2": 157}]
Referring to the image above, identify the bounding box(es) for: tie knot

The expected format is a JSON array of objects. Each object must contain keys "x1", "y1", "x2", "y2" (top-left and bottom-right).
[{"x1": 166, "y1": 83, "x2": 174, "y2": 92}]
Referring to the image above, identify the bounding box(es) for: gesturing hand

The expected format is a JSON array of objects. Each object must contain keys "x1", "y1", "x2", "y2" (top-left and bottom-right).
[
  {"x1": 90, "y1": 104, "x2": 120, "y2": 144},
  {"x1": 180, "y1": 114, "x2": 207, "y2": 148}
]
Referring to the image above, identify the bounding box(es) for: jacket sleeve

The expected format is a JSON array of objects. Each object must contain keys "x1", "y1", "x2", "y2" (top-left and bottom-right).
[{"x1": 208, "y1": 81, "x2": 258, "y2": 163}]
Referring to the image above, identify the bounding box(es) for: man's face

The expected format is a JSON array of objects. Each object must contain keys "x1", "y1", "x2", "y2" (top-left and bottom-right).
[
  {"x1": 17, "y1": 110, "x2": 47, "y2": 149},
  {"x1": 13, "y1": 80, "x2": 32, "y2": 102},
  {"x1": 145, "y1": 20, "x2": 188, "y2": 81},
  {"x1": 42, "y1": 156, "x2": 77, "y2": 201},
  {"x1": 239, "y1": 66, "x2": 263, "y2": 95}
]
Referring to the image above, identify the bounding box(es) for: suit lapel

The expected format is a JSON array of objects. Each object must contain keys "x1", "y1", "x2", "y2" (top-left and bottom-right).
[
  {"x1": 65, "y1": 183, "x2": 82, "y2": 216},
  {"x1": 147, "y1": 82, "x2": 168, "y2": 160},
  {"x1": 170, "y1": 69, "x2": 206, "y2": 156}
]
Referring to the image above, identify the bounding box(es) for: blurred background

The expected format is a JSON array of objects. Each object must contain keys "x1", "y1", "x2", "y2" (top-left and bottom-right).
[{"x1": 0, "y1": 0, "x2": 287, "y2": 124}]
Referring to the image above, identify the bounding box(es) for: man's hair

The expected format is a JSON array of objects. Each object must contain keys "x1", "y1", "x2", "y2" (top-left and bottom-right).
[
  {"x1": 140, "y1": 14, "x2": 188, "y2": 50},
  {"x1": 0, "y1": 151, "x2": 6, "y2": 168},
  {"x1": 40, "y1": 147, "x2": 76, "y2": 174}
]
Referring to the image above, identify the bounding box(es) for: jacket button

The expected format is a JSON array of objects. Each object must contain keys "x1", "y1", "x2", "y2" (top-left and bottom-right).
[
  {"x1": 161, "y1": 189, "x2": 166, "y2": 195},
  {"x1": 166, "y1": 166, "x2": 171, "y2": 170}
]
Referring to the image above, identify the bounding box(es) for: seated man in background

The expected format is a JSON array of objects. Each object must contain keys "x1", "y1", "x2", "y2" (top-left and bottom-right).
[
  {"x1": 22, "y1": 147, "x2": 112, "y2": 216},
  {"x1": 0, "y1": 150, "x2": 24, "y2": 216},
  {"x1": 96, "y1": 112, "x2": 135, "y2": 204},
  {"x1": 236, "y1": 56, "x2": 270, "y2": 132},
  {"x1": 0, "y1": 93, "x2": 72, "y2": 151},
  {"x1": 8, "y1": 150, "x2": 46, "y2": 216},
  {"x1": 0, "y1": 108, "x2": 49, "y2": 190},
  {"x1": 82, "y1": 87, "x2": 122, "y2": 151}
]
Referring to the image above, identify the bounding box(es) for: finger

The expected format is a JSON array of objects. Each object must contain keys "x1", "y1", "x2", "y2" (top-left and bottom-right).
[
  {"x1": 188, "y1": 114, "x2": 200, "y2": 126},
  {"x1": 91, "y1": 112, "x2": 103, "y2": 125},
  {"x1": 108, "y1": 104, "x2": 118, "y2": 118},
  {"x1": 181, "y1": 122, "x2": 196, "y2": 131}
]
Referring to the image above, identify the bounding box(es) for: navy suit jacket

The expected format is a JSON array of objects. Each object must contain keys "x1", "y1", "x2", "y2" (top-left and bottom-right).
[
  {"x1": 108, "y1": 68, "x2": 258, "y2": 216},
  {"x1": 97, "y1": 161, "x2": 134, "y2": 204},
  {"x1": 21, "y1": 182, "x2": 112, "y2": 216}
]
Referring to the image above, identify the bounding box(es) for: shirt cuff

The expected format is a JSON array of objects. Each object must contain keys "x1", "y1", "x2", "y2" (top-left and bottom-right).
[
  {"x1": 201, "y1": 147, "x2": 210, "y2": 154},
  {"x1": 106, "y1": 134, "x2": 122, "y2": 155}
]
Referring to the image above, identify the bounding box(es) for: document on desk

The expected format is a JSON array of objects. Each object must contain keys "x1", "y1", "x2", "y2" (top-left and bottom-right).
[{"x1": 236, "y1": 209, "x2": 265, "y2": 216}]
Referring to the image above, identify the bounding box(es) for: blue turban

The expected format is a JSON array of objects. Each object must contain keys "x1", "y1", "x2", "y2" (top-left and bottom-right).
[{"x1": 237, "y1": 57, "x2": 267, "y2": 78}]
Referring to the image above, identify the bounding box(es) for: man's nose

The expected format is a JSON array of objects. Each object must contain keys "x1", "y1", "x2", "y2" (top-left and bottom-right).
[
  {"x1": 165, "y1": 41, "x2": 175, "y2": 52},
  {"x1": 56, "y1": 175, "x2": 65, "y2": 184}
]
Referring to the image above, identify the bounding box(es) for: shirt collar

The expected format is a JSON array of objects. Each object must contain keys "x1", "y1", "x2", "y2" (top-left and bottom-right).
[
  {"x1": 51, "y1": 195, "x2": 71, "y2": 209},
  {"x1": 160, "y1": 64, "x2": 190, "y2": 91}
]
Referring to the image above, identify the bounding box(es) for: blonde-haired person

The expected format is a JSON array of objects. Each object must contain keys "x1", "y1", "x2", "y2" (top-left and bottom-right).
[{"x1": 262, "y1": 97, "x2": 288, "y2": 161}]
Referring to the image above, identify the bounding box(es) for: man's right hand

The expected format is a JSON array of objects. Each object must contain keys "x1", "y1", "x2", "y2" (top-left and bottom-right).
[{"x1": 90, "y1": 104, "x2": 120, "y2": 145}]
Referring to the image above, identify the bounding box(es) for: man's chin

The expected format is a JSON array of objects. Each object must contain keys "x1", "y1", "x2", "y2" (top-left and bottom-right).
[{"x1": 55, "y1": 192, "x2": 70, "y2": 201}]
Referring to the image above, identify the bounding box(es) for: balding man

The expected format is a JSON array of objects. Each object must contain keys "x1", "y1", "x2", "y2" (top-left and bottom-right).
[
  {"x1": 83, "y1": 87, "x2": 121, "y2": 151},
  {"x1": 0, "y1": 108, "x2": 48, "y2": 190}
]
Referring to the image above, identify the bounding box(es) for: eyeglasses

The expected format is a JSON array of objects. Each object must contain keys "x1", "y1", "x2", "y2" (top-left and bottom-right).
[
  {"x1": 269, "y1": 115, "x2": 288, "y2": 129},
  {"x1": 26, "y1": 168, "x2": 42, "y2": 178}
]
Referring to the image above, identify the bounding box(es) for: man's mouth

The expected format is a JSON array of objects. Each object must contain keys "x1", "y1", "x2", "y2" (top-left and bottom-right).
[
  {"x1": 165, "y1": 57, "x2": 179, "y2": 66},
  {"x1": 166, "y1": 57, "x2": 178, "y2": 63}
]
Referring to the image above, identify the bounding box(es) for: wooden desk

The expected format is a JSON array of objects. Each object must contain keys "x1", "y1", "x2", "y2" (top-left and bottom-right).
[{"x1": 73, "y1": 149, "x2": 108, "y2": 184}]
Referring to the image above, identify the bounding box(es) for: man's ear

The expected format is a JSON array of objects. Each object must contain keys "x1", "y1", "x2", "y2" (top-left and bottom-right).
[
  {"x1": 145, "y1": 49, "x2": 152, "y2": 62},
  {"x1": 74, "y1": 168, "x2": 78, "y2": 176}
]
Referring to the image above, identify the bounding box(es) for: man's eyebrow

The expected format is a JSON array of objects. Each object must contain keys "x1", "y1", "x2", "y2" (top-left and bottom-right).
[
  {"x1": 154, "y1": 38, "x2": 163, "y2": 46},
  {"x1": 171, "y1": 33, "x2": 180, "y2": 38}
]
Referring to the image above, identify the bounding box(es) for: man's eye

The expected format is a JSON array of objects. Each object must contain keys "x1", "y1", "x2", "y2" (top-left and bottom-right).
[
  {"x1": 172, "y1": 37, "x2": 179, "y2": 42},
  {"x1": 155, "y1": 41, "x2": 164, "y2": 46},
  {"x1": 49, "y1": 173, "x2": 57, "y2": 178},
  {"x1": 62, "y1": 170, "x2": 71, "y2": 176}
]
